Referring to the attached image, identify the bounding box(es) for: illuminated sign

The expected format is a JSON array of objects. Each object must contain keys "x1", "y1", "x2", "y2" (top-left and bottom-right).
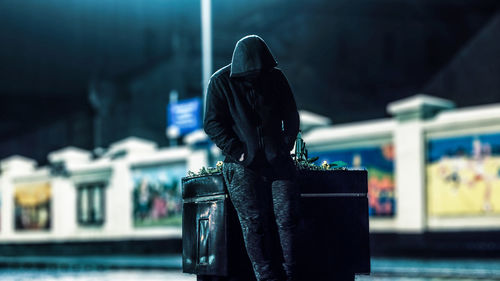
[{"x1": 167, "y1": 97, "x2": 202, "y2": 136}]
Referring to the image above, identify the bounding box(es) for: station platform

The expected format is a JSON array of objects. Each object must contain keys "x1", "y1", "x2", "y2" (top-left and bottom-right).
[
  {"x1": 0, "y1": 255, "x2": 181, "y2": 270},
  {"x1": 0, "y1": 255, "x2": 499, "y2": 279}
]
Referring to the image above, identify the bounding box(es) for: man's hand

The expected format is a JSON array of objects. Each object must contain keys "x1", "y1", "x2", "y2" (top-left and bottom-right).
[{"x1": 239, "y1": 153, "x2": 245, "y2": 162}]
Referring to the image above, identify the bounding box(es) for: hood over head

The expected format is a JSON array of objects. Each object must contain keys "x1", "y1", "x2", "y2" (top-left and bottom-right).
[{"x1": 230, "y1": 35, "x2": 277, "y2": 78}]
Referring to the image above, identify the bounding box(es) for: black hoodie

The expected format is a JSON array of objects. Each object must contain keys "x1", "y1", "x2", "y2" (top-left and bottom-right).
[{"x1": 203, "y1": 35, "x2": 300, "y2": 168}]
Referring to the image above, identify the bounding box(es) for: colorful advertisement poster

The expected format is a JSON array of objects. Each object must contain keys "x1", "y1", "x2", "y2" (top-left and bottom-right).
[
  {"x1": 427, "y1": 132, "x2": 500, "y2": 216},
  {"x1": 131, "y1": 163, "x2": 186, "y2": 227},
  {"x1": 14, "y1": 182, "x2": 51, "y2": 230},
  {"x1": 312, "y1": 144, "x2": 395, "y2": 216}
]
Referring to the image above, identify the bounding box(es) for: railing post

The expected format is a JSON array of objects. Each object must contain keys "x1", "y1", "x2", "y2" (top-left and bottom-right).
[{"x1": 388, "y1": 94, "x2": 454, "y2": 232}]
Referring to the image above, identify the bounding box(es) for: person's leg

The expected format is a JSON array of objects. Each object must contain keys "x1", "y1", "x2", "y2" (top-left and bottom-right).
[
  {"x1": 222, "y1": 162, "x2": 285, "y2": 281},
  {"x1": 271, "y1": 174, "x2": 300, "y2": 281}
]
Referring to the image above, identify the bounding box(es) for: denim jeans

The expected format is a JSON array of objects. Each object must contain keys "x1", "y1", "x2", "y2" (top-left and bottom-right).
[{"x1": 222, "y1": 155, "x2": 300, "y2": 281}]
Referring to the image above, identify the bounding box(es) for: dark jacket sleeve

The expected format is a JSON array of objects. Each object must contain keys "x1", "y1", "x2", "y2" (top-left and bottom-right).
[
  {"x1": 203, "y1": 78, "x2": 245, "y2": 161},
  {"x1": 276, "y1": 70, "x2": 300, "y2": 151}
]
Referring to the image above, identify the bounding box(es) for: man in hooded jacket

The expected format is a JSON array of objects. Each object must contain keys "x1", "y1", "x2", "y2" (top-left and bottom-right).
[{"x1": 203, "y1": 35, "x2": 300, "y2": 281}]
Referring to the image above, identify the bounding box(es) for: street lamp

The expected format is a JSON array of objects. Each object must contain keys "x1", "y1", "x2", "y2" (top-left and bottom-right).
[{"x1": 201, "y1": 0, "x2": 212, "y2": 116}]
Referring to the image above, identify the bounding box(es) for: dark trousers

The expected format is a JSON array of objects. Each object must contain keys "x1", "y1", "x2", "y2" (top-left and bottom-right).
[{"x1": 222, "y1": 153, "x2": 300, "y2": 281}]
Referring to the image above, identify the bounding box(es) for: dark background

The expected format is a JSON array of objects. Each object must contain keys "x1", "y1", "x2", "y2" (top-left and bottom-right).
[{"x1": 1, "y1": 0, "x2": 500, "y2": 164}]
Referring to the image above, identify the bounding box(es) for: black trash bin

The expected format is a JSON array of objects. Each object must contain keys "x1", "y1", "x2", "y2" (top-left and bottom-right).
[
  {"x1": 182, "y1": 169, "x2": 370, "y2": 281},
  {"x1": 182, "y1": 173, "x2": 256, "y2": 281},
  {"x1": 297, "y1": 169, "x2": 370, "y2": 280}
]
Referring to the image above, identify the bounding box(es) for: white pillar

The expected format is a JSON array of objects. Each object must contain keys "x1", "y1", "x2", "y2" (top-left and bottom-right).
[
  {"x1": 0, "y1": 174, "x2": 15, "y2": 236},
  {"x1": 185, "y1": 129, "x2": 210, "y2": 172},
  {"x1": 51, "y1": 177, "x2": 77, "y2": 238},
  {"x1": 106, "y1": 160, "x2": 133, "y2": 235},
  {"x1": 105, "y1": 137, "x2": 157, "y2": 235},
  {"x1": 388, "y1": 94, "x2": 454, "y2": 233},
  {"x1": 48, "y1": 146, "x2": 91, "y2": 168},
  {"x1": 47, "y1": 147, "x2": 92, "y2": 238}
]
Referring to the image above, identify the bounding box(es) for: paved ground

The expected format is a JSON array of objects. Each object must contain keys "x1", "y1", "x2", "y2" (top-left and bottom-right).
[
  {"x1": 0, "y1": 269, "x2": 195, "y2": 281},
  {"x1": 1, "y1": 256, "x2": 500, "y2": 280},
  {"x1": 370, "y1": 258, "x2": 500, "y2": 279},
  {"x1": 0, "y1": 270, "x2": 499, "y2": 281},
  {"x1": 0, "y1": 255, "x2": 182, "y2": 270}
]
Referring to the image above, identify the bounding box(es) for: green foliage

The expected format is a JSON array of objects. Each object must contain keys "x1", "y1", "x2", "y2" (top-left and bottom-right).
[
  {"x1": 295, "y1": 157, "x2": 347, "y2": 171},
  {"x1": 186, "y1": 161, "x2": 223, "y2": 178},
  {"x1": 185, "y1": 156, "x2": 348, "y2": 179}
]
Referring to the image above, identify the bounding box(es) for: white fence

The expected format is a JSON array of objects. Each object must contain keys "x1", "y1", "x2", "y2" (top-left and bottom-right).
[
  {"x1": 304, "y1": 94, "x2": 500, "y2": 233},
  {"x1": 1, "y1": 94, "x2": 500, "y2": 243},
  {"x1": 0, "y1": 138, "x2": 199, "y2": 242}
]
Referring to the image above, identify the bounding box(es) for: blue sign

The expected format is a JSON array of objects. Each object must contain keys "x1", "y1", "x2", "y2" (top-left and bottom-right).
[{"x1": 167, "y1": 97, "x2": 202, "y2": 136}]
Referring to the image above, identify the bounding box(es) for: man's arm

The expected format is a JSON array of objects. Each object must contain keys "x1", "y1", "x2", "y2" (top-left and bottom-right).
[
  {"x1": 276, "y1": 70, "x2": 300, "y2": 151},
  {"x1": 203, "y1": 78, "x2": 245, "y2": 161}
]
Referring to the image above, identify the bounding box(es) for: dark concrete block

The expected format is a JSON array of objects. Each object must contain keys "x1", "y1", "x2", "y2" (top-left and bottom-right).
[{"x1": 182, "y1": 169, "x2": 370, "y2": 280}]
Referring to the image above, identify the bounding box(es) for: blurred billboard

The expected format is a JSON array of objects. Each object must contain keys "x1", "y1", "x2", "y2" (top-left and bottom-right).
[
  {"x1": 131, "y1": 163, "x2": 186, "y2": 227},
  {"x1": 14, "y1": 182, "x2": 51, "y2": 230},
  {"x1": 427, "y1": 132, "x2": 500, "y2": 216},
  {"x1": 313, "y1": 144, "x2": 395, "y2": 217}
]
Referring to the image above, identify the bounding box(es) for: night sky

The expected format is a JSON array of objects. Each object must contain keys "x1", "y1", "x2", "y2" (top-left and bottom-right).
[{"x1": 1, "y1": 0, "x2": 500, "y2": 161}]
